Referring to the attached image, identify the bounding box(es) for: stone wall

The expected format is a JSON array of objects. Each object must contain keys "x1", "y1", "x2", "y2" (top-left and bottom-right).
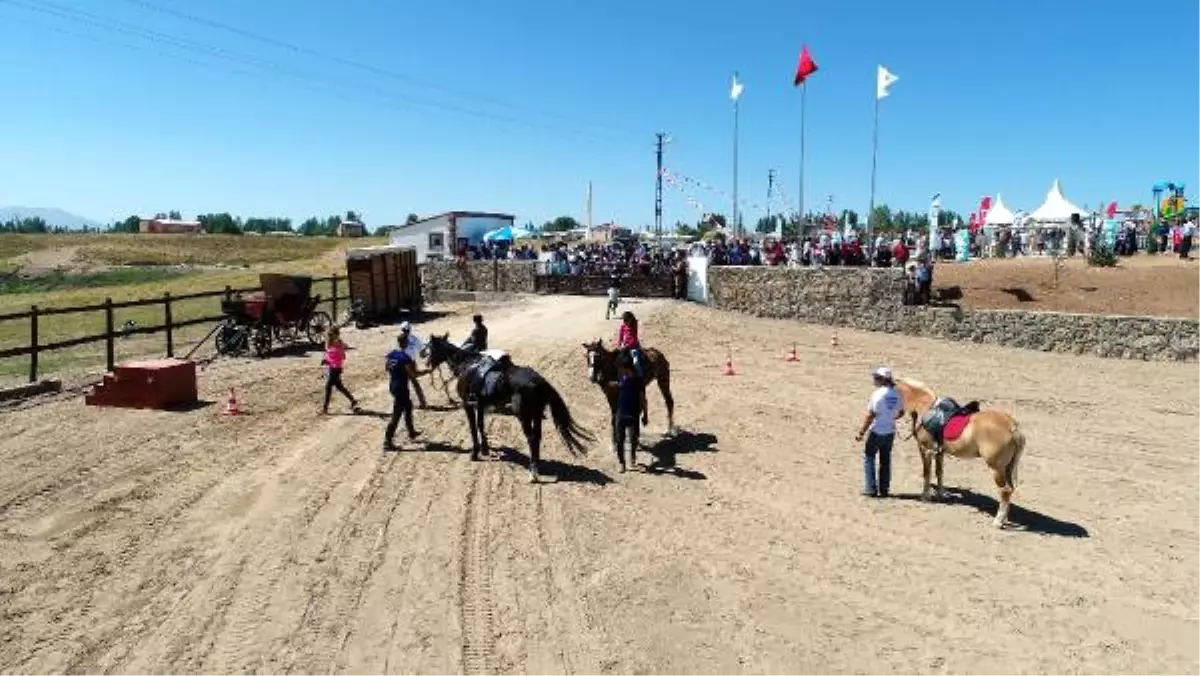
[
  {"x1": 422, "y1": 261, "x2": 538, "y2": 294},
  {"x1": 707, "y1": 266, "x2": 1199, "y2": 361}
]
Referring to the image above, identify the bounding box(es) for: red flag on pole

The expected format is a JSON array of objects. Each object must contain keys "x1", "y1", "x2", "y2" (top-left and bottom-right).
[
  {"x1": 1106, "y1": 201, "x2": 1118, "y2": 218},
  {"x1": 793, "y1": 45, "x2": 818, "y2": 86}
]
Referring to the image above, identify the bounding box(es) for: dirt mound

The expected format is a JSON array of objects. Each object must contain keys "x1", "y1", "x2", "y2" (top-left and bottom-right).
[
  {"x1": 0, "y1": 296, "x2": 1195, "y2": 673},
  {"x1": 934, "y1": 255, "x2": 1199, "y2": 318}
]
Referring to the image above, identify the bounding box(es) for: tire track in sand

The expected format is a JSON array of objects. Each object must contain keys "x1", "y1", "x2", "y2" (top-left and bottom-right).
[
  {"x1": 459, "y1": 463, "x2": 497, "y2": 675},
  {"x1": 533, "y1": 485, "x2": 600, "y2": 675}
]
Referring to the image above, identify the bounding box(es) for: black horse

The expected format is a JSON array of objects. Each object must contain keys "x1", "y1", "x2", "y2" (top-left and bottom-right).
[{"x1": 425, "y1": 334, "x2": 594, "y2": 483}]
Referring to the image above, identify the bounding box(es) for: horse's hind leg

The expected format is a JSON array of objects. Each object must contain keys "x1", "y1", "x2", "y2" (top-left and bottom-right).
[
  {"x1": 521, "y1": 414, "x2": 542, "y2": 484},
  {"x1": 476, "y1": 406, "x2": 491, "y2": 458},
  {"x1": 990, "y1": 465, "x2": 1013, "y2": 529},
  {"x1": 657, "y1": 369, "x2": 676, "y2": 435}
]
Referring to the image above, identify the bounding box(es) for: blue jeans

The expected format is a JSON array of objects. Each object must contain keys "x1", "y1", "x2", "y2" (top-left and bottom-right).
[{"x1": 863, "y1": 432, "x2": 894, "y2": 496}]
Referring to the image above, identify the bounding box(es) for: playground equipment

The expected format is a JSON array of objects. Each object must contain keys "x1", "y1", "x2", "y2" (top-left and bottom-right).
[{"x1": 1152, "y1": 181, "x2": 1187, "y2": 219}]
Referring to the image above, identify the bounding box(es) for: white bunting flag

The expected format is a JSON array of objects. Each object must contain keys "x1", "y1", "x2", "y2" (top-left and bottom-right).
[
  {"x1": 730, "y1": 73, "x2": 744, "y2": 101},
  {"x1": 876, "y1": 65, "x2": 898, "y2": 99}
]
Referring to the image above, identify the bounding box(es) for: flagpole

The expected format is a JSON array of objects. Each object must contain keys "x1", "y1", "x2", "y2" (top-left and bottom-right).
[
  {"x1": 732, "y1": 92, "x2": 740, "y2": 237},
  {"x1": 867, "y1": 89, "x2": 880, "y2": 248},
  {"x1": 799, "y1": 81, "x2": 807, "y2": 233}
]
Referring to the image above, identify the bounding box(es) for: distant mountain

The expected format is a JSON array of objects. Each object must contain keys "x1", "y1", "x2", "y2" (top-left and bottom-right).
[{"x1": 0, "y1": 206, "x2": 104, "y2": 230}]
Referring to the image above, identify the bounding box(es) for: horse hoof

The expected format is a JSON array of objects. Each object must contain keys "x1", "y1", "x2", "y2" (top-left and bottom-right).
[{"x1": 992, "y1": 519, "x2": 1006, "y2": 530}]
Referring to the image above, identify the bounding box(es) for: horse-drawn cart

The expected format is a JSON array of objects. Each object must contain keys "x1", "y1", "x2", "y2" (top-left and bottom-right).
[{"x1": 215, "y1": 274, "x2": 332, "y2": 357}]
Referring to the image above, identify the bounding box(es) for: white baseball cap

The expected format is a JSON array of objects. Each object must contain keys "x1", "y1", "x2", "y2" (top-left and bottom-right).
[
  {"x1": 872, "y1": 366, "x2": 894, "y2": 381},
  {"x1": 399, "y1": 321, "x2": 412, "y2": 331}
]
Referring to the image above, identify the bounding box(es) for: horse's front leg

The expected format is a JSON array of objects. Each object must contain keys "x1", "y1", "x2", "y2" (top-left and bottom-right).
[
  {"x1": 919, "y1": 445, "x2": 934, "y2": 501},
  {"x1": 476, "y1": 405, "x2": 491, "y2": 457},
  {"x1": 934, "y1": 450, "x2": 945, "y2": 500},
  {"x1": 465, "y1": 403, "x2": 481, "y2": 461}
]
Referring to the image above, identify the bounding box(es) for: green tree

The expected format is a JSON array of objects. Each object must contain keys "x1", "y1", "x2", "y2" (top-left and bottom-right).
[
  {"x1": 107, "y1": 215, "x2": 141, "y2": 233},
  {"x1": 243, "y1": 217, "x2": 293, "y2": 234},
  {"x1": 345, "y1": 210, "x2": 359, "y2": 222},
  {"x1": 197, "y1": 212, "x2": 242, "y2": 235},
  {"x1": 406, "y1": 213, "x2": 420, "y2": 225},
  {"x1": 167, "y1": 210, "x2": 182, "y2": 220},
  {"x1": 542, "y1": 215, "x2": 581, "y2": 233}
]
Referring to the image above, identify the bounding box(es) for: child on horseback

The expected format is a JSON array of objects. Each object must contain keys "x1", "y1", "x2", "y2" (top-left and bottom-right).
[
  {"x1": 616, "y1": 310, "x2": 648, "y2": 421},
  {"x1": 321, "y1": 327, "x2": 360, "y2": 415}
]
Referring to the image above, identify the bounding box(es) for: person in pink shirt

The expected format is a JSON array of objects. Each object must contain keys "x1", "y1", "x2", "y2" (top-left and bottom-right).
[{"x1": 321, "y1": 326, "x2": 360, "y2": 414}]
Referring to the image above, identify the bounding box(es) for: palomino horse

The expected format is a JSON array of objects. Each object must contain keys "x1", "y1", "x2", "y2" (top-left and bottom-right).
[
  {"x1": 581, "y1": 340, "x2": 676, "y2": 434},
  {"x1": 894, "y1": 378, "x2": 1027, "y2": 529},
  {"x1": 425, "y1": 334, "x2": 594, "y2": 483}
]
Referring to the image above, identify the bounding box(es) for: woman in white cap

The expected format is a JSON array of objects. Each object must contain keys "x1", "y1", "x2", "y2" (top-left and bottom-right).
[
  {"x1": 854, "y1": 366, "x2": 903, "y2": 498},
  {"x1": 397, "y1": 321, "x2": 428, "y2": 408}
]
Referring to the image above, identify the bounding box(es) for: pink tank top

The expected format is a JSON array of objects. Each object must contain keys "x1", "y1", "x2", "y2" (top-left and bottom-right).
[{"x1": 325, "y1": 342, "x2": 346, "y2": 369}]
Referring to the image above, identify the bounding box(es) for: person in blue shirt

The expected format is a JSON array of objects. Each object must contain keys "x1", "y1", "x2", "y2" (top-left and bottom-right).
[
  {"x1": 384, "y1": 338, "x2": 430, "y2": 451},
  {"x1": 610, "y1": 356, "x2": 643, "y2": 473}
]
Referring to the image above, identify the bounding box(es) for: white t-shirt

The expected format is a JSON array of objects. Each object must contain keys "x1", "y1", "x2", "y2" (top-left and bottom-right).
[
  {"x1": 608, "y1": 287, "x2": 619, "y2": 303},
  {"x1": 867, "y1": 385, "x2": 902, "y2": 435}
]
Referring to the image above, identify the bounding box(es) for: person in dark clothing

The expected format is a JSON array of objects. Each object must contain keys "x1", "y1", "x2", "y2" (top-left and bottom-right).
[
  {"x1": 383, "y1": 342, "x2": 429, "y2": 451},
  {"x1": 462, "y1": 314, "x2": 488, "y2": 353},
  {"x1": 609, "y1": 356, "x2": 642, "y2": 473}
]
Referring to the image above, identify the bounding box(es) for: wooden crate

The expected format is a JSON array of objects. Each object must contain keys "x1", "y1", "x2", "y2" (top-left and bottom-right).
[{"x1": 345, "y1": 245, "x2": 421, "y2": 319}]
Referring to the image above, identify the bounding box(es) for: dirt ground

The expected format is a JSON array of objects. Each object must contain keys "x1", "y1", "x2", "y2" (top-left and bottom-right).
[
  {"x1": 0, "y1": 296, "x2": 1196, "y2": 674},
  {"x1": 933, "y1": 254, "x2": 1199, "y2": 318}
]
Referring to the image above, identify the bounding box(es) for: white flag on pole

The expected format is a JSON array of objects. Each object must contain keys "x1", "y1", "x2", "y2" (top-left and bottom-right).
[
  {"x1": 876, "y1": 65, "x2": 898, "y2": 99},
  {"x1": 730, "y1": 73, "x2": 744, "y2": 101}
]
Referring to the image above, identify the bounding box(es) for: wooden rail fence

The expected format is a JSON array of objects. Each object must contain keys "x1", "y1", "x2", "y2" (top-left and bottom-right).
[{"x1": 0, "y1": 275, "x2": 348, "y2": 383}]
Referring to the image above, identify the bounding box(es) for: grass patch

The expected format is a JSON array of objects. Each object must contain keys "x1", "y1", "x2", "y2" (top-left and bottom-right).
[
  {"x1": 0, "y1": 232, "x2": 388, "y2": 270},
  {"x1": 0, "y1": 262, "x2": 351, "y2": 385},
  {"x1": 0, "y1": 268, "x2": 187, "y2": 294}
]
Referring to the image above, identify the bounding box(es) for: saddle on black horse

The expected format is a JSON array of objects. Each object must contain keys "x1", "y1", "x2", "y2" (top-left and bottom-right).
[{"x1": 920, "y1": 396, "x2": 981, "y2": 446}]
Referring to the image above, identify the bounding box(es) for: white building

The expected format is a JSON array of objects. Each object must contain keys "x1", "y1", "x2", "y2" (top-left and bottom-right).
[{"x1": 387, "y1": 211, "x2": 515, "y2": 261}]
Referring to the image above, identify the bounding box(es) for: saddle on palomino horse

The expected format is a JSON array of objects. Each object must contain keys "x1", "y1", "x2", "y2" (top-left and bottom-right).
[{"x1": 920, "y1": 396, "x2": 981, "y2": 447}]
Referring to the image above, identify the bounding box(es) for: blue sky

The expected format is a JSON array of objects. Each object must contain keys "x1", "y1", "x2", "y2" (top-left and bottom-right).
[{"x1": 0, "y1": 0, "x2": 1196, "y2": 229}]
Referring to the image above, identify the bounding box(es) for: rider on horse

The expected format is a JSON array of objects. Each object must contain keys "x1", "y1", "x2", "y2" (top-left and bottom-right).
[
  {"x1": 462, "y1": 314, "x2": 488, "y2": 353},
  {"x1": 617, "y1": 311, "x2": 643, "y2": 378}
]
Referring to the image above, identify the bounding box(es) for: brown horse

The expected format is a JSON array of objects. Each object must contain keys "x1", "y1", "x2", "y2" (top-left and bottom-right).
[
  {"x1": 582, "y1": 340, "x2": 676, "y2": 434},
  {"x1": 895, "y1": 378, "x2": 1027, "y2": 529}
]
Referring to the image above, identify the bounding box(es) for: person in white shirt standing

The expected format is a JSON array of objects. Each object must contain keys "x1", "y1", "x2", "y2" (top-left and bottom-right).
[
  {"x1": 397, "y1": 321, "x2": 428, "y2": 408},
  {"x1": 854, "y1": 366, "x2": 904, "y2": 498}
]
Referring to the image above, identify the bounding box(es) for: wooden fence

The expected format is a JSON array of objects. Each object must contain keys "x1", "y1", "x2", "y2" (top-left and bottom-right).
[{"x1": 0, "y1": 275, "x2": 349, "y2": 384}]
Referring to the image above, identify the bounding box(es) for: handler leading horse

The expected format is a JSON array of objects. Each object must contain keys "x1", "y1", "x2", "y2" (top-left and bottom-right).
[
  {"x1": 426, "y1": 334, "x2": 594, "y2": 483},
  {"x1": 582, "y1": 339, "x2": 676, "y2": 434},
  {"x1": 894, "y1": 378, "x2": 1027, "y2": 529}
]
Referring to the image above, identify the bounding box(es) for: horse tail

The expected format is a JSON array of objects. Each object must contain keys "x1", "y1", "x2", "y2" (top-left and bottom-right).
[
  {"x1": 541, "y1": 379, "x2": 595, "y2": 456},
  {"x1": 1006, "y1": 420, "x2": 1025, "y2": 490}
]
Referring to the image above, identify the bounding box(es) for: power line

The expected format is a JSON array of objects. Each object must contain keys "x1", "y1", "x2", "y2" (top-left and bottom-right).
[
  {"x1": 115, "y1": 0, "x2": 645, "y2": 139},
  {"x1": 0, "y1": 0, "x2": 644, "y2": 144}
]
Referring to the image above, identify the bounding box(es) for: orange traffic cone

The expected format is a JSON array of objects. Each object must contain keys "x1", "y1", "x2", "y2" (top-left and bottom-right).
[
  {"x1": 224, "y1": 387, "x2": 240, "y2": 416},
  {"x1": 722, "y1": 352, "x2": 736, "y2": 376},
  {"x1": 785, "y1": 343, "x2": 799, "y2": 362},
  {"x1": 830, "y1": 333, "x2": 839, "y2": 349}
]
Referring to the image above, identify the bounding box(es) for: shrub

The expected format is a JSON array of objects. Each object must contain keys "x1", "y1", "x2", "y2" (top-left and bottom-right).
[{"x1": 1087, "y1": 245, "x2": 1118, "y2": 268}]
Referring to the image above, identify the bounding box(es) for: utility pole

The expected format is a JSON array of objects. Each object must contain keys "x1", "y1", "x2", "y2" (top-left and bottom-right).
[
  {"x1": 766, "y1": 168, "x2": 775, "y2": 232},
  {"x1": 655, "y1": 132, "x2": 665, "y2": 241},
  {"x1": 586, "y1": 181, "x2": 593, "y2": 231}
]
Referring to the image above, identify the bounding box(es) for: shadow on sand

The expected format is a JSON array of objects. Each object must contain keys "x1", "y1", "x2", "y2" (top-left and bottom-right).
[
  {"x1": 499, "y1": 447, "x2": 614, "y2": 486},
  {"x1": 638, "y1": 429, "x2": 718, "y2": 480},
  {"x1": 892, "y1": 486, "x2": 1089, "y2": 537}
]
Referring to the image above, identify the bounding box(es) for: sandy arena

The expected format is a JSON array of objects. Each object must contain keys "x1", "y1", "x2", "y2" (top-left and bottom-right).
[{"x1": 0, "y1": 295, "x2": 1196, "y2": 674}]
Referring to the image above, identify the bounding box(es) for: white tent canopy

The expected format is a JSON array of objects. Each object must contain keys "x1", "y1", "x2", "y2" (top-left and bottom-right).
[
  {"x1": 1029, "y1": 179, "x2": 1084, "y2": 222},
  {"x1": 984, "y1": 194, "x2": 1016, "y2": 225}
]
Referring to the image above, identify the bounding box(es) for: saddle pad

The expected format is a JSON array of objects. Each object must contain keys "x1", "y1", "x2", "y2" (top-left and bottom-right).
[
  {"x1": 482, "y1": 349, "x2": 509, "y2": 362},
  {"x1": 942, "y1": 414, "x2": 971, "y2": 443}
]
